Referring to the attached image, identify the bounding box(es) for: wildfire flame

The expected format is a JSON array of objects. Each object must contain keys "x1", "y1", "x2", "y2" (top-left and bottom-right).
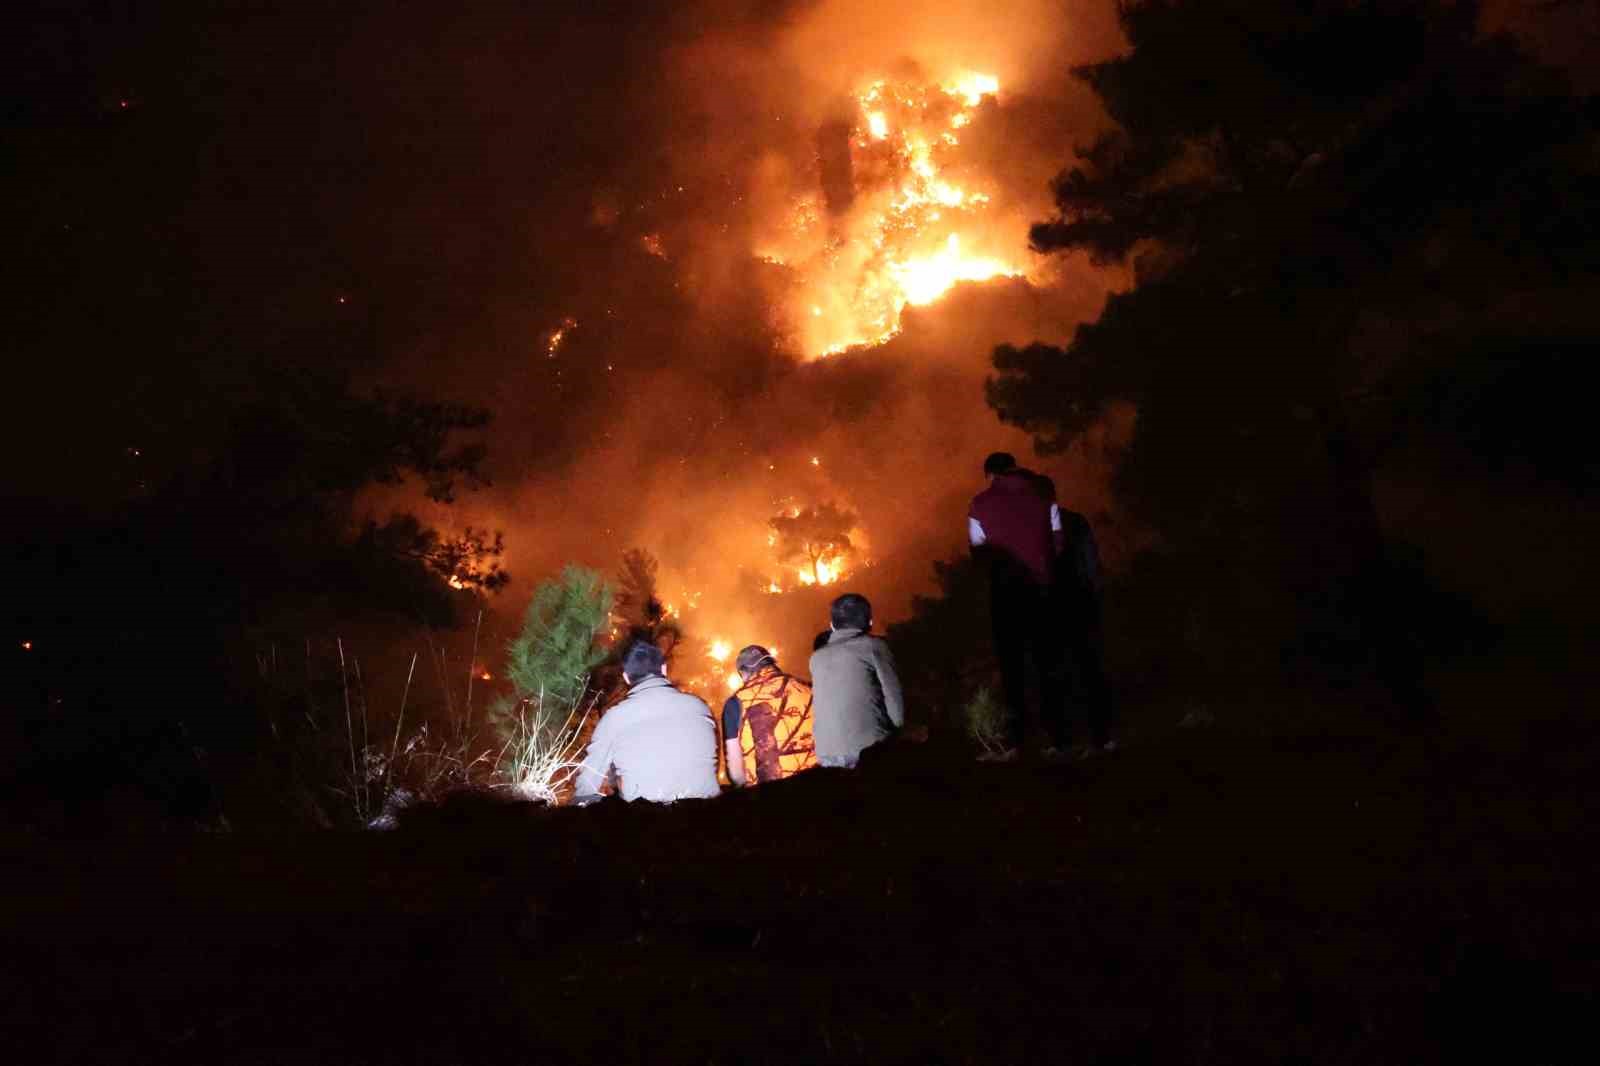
[
  {"x1": 893, "y1": 233, "x2": 1016, "y2": 307},
  {"x1": 756, "y1": 70, "x2": 1025, "y2": 357},
  {"x1": 796, "y1": 557, "x2": 844, "y2": 586}
]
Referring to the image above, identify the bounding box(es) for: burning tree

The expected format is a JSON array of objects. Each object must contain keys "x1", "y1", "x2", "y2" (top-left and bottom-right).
[
  {"x1": 769, "y1": 503, "x2": 857, "y2": 586},
  {"x1": 754, "y1": 69, "x2": 1024, "y2": 356},
  {"x1": 614, "y1": 547, "x2": 684, "y2": 658}
]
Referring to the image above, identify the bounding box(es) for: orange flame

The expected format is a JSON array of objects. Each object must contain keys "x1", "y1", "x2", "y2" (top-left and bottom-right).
[{"x1": 755, "y1": 70, "x2": 1024, "y2": 357}]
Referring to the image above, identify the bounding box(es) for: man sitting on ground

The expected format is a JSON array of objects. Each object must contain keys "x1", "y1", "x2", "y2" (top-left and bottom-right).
[
  {"x1": 722, "y1": 645, "x2": 817, "y2": 787},
  {"x1": 809, "y1": 593, "x2": 905, "y2": 768},
  {"x1": 574, "y1": 640, "x2": 721, "y2": 803}
]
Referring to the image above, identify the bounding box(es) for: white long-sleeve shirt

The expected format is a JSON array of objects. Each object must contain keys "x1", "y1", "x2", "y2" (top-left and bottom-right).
[
  {"x1": 575, "y1": 676, "x2": 721, "y2": 802},
  {"x1": 969, "y1": 503, "x2": 1061, "y2": 546}
]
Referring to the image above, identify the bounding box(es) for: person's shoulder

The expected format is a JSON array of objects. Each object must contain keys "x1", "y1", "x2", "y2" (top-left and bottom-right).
[{"x1": 670, "y1": 686, "x2": 711, "y2": 710}]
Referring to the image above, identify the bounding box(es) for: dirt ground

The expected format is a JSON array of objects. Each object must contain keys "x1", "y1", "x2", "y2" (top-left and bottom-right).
[{"x1": 4, "y1": 657, "x2": 1596, "y2": 1064}]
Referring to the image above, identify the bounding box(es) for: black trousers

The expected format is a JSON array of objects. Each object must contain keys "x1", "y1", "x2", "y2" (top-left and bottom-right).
[{"x1": 991, "y1": 581, "x2": 1113, "y2": 749}]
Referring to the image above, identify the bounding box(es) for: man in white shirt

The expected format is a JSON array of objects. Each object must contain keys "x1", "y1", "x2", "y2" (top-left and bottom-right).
[{"x1": 574, "y1": 641, "x2": 721, "y2": 803}]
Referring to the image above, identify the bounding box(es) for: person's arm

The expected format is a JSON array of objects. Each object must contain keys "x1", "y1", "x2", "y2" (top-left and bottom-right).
[
  {"x1": 574, "y1": 713, "x2": 616, "y2": 798},
  {"x1": 968, "y1": 515, "x2": 987, "y2": 547},
  {"x1": 874, "y1": 641, "x2": 906, "y2": 729},
  {"x1": 1050, "y1": 503, "x2": 1066, "y2": 555},
  {"x1": 721, "y1": 695, "x2": 747, "y2": 786}
]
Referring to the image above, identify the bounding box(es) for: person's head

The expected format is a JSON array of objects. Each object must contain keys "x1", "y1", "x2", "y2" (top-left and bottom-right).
[
  {"x1": 735, "y1": 644, "x2": 776, "y2": 682},
  {"x1": 621, "y1": 640, "x2": 666, "y2": 685},
  {"x1": 829, "y1": 592, "x2": 872, "y2": 633},
  {"x1": 983, "y1": 451, "x2": 1018, "y2": 479}
]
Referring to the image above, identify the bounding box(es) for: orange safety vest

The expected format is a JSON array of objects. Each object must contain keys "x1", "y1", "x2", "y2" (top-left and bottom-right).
[{"x1": 733, "y1": 669, "x2": 817, "y2": 785}]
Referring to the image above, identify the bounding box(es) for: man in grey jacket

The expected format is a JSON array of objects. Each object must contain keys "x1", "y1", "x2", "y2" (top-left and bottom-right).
[
  {"x1": 808, "y1": 593, "x2": 905, "y2": 768},
  {"x1": 574, "y1": 641, "x2": 721, "y2": 803}
]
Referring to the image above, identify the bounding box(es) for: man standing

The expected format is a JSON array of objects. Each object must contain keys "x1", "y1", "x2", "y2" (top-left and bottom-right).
[
  {"x1": 574, "y1": 641, "x2": 721, "y2": 803},
  {"x1": 809, "y1": 593, "x2": 904, "y2": 768},
  {"x1": 969, "y1": 451, "x2": 1113, "y2": 760},
  {"x1": 722, "y1": 645, "x2": 817, "y2": 787},
  {"x1": 1054, "y1": 491, "x2": 1115, "y2": 757}
]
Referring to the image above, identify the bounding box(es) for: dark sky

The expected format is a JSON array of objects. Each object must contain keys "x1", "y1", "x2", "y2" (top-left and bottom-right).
[{"x1": 10, "y1": 2, "x2": 734, "y2": 465}]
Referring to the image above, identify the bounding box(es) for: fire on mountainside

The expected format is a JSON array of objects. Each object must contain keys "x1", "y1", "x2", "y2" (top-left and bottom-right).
[{"x1": 755, "y1": 70, "x2": 1027, "y2": 357}]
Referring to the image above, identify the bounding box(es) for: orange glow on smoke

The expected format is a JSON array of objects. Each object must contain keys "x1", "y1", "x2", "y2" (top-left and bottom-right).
[{"x1": 754, "y1": 70, "x2": 1025, "y2": 357}]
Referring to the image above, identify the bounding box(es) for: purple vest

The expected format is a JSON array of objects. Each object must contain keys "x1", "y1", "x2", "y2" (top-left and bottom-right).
[{"x1": 969, "y1": 472, "x2": 1055, "y2": 586}]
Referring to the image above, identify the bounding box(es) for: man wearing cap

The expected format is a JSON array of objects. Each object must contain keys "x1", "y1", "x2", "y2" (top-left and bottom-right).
[
  {"x1": 574, "y1": 640, "x2": 721, "y2": 803},
  {"x1": 721, "y1": 645, "x2": 817, "y2": 787}
]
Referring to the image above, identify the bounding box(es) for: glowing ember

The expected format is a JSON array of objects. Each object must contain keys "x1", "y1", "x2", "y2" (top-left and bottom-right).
[
  {"x1": 726, "y1": 671, "x2": 743, "y2": 691},
  {"x1": 754, "y1": 70, "x2": 1025, "y2": 357},
  {"x1": 546, "y1": 316, "x2": 577, "y2": 356},
  {"x1": 447, "y1": 575, "x2": 468, "y2": 590},
  {"x1": 708, "y1": 639, "x2": 733, "y2": 663}
]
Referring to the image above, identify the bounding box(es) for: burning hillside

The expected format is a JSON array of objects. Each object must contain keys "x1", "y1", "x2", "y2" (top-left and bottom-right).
[
  {"x1": 755, "y1": 70, "x2": 1031, "y2": 356},
  {"x1": 376, "y1": 1, "x2": 1123, "y2": 703}
]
